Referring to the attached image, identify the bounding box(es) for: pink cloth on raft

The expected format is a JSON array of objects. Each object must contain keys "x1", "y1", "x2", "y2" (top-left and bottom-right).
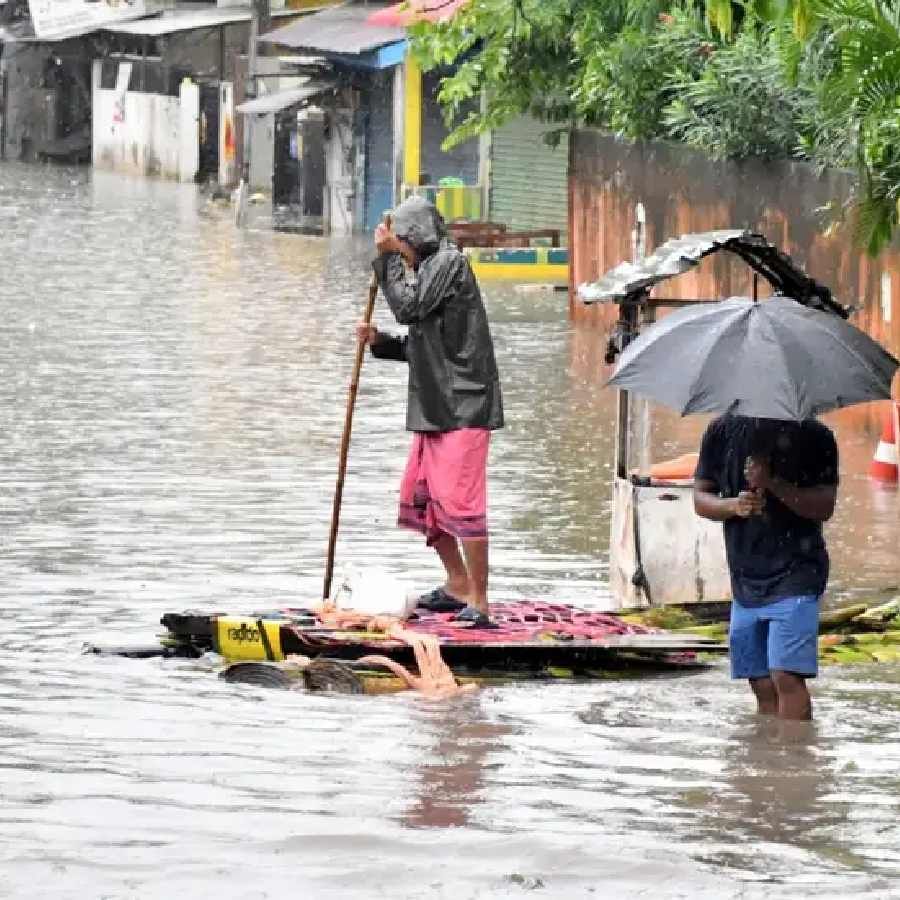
[{"x1": 398, "y1": 427, "x2": 490, "y2": 545}]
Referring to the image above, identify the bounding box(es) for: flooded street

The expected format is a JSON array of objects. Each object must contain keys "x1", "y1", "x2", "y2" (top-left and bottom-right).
[{"x1": 1, "y1": 162, "x2": 898, "y2": 899}]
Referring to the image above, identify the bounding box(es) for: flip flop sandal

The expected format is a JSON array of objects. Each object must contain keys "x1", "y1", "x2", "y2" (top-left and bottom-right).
[
  {"x1": 452, "y1": 605, "x2": 500, "y2": 629},
  {"x1": 415, "y1": 587, "x2": 467, "y2": 613}
]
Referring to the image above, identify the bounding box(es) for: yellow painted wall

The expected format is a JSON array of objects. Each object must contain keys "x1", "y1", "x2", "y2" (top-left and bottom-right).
[{"x1": 403, "y1": 55, "x2": 422, "y2": 187}]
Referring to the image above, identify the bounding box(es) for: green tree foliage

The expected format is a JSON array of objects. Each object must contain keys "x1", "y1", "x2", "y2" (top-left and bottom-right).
[
  {"x1": 662, "y1": 18, "x2": 814, "y2": 159},
  {"x1": 813, "y1": 0, "x2": 900, "y2": 254},
  {"x1": 410, "y1": 0, "x2": 900, "y2": 254}
]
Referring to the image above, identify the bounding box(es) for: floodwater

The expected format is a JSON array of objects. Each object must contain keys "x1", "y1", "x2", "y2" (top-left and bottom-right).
[{"x1": 0, "y1": 163, "x2": 898, "y2": 899}]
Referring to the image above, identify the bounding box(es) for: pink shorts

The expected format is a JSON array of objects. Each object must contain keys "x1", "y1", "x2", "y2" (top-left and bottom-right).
[{"x1": 398, "y1": 428, "x2": 490, "y2": 546}]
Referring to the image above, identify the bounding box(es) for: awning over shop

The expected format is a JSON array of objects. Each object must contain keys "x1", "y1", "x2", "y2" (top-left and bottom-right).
[
  {"x1": 260, "y1": 3, "x2": 404, "y2": 55},
  {"x1": 366, "y1": 0, "x2": 468, "y2": 27},
  {"x1": 236, "y1": 78, "x2": 336, "y2": 115}
]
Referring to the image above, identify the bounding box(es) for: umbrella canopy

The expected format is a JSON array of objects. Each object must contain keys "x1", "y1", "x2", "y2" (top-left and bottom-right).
[
  {"x1": 608, "y1": 296, "x2": 898, "y2": 421},
  {"x1": 366, "y1": 0, "x2": 469, "y2": 27}
]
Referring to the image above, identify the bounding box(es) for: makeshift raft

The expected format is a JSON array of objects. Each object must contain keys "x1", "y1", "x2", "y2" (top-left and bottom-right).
[{"x1": 89, "y1": 601, "x2": 727, "y2": 689}]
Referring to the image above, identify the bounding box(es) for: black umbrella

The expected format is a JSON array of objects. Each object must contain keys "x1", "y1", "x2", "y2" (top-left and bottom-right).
[{"x1": 608, "y1": 296, "x2": 898, "y2": 420}]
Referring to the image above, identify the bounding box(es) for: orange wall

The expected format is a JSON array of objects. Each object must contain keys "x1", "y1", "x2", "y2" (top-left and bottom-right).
[{"x1": 567, "y1": 131, "x2": 900, "y2": 431}]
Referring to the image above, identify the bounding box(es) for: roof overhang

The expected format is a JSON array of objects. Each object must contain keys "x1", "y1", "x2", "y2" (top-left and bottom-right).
[
  {"x1": 101, "y1": 8, "x2": 252, "y2": 35},
  {"x1": 236, "y1": 78, "x2": 336, "y2": 115},
  {"x1": 260, "y1": 2, "x2": 405, "y2": 57},
  {"x1": 100, "y1": 4, "x2": 305, "y2": 36}
]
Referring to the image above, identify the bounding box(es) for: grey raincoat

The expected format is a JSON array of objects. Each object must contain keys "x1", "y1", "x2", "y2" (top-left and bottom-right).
[{"x1": 370, "y1": 196, "x2": 504, "y2": 433}]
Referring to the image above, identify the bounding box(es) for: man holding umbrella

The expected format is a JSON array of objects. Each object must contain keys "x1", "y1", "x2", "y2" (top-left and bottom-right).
[
  {"x1": 604, "y1": 291, "x2": 897, "y2": 722},
  {"x1": 693, "y1": 416, "x2": 838, "y2": 720}
]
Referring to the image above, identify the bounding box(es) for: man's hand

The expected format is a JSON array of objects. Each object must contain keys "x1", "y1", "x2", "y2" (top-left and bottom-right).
[
  {"x1": 732, "y1": 490, "x2": 765, "y2": 518},
  {"x1": 695, "y1": 478, "x2": 763, "y2": 522},
  {"x1": 374, "y1": 223, "x2": 402, "y2": 255},
  {"x1": 744, "y1": 456, "x2": 771, "y2": 492},
  {"x1": 356, "y1": 323, "x2": 378, "y2": 345}
]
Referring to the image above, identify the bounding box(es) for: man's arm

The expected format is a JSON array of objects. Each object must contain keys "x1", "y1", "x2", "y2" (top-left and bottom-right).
[
  {"x1": 745, "y1": 425, "x2": 838, "y2": 523},
  {"x1": 745, "y1": 459, "x2": 836, "y2": 522},
  {"x1": 769, "y1": 480, "x2": 837, "y2": 522},
  {"x1": 355, "y1": 324, "x2": 407, "y2": 362},
  {"x1": 694, "y1": 478, "x2": 763, "y2": 521},
  {"x1": 372, "y1": 250, "x2": 464, "y2": 325},
  {"x1": 369, "y1": 331, "x2": 407, "y2": 362}
]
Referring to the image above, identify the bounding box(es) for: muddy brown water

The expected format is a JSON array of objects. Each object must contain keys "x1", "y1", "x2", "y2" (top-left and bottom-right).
[{"x1": 0, "y1": 164, "x2": 898, "y2": 899}]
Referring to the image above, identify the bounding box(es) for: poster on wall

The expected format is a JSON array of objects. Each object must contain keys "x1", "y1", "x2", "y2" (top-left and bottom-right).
[{"x1": 27, "y1": 0, "x2": 149, "y2": 40}]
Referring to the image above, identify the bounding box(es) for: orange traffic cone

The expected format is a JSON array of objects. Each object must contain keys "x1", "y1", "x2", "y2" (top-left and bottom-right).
[{"x1": 869, "y1": 401, "x2": 900, "y2": 483}]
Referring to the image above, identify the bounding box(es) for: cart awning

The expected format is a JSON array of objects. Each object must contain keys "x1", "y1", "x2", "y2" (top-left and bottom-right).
[{"x1": 577, "y1": 229, "x2": 846, "y2": 317}]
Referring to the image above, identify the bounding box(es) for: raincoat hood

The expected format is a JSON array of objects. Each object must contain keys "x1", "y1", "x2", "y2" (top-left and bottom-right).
[{"x1": 391, "y1": 196, "x2": 446, "y2": 258}]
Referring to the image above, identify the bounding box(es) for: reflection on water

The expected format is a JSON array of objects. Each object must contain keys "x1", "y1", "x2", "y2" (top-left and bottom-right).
[
  {"x1": 0, "y1": 163, "x2": 898, "y2": 898},
  {"x1": 402, "y1": 699, "x2": 513, "y2": 829}
]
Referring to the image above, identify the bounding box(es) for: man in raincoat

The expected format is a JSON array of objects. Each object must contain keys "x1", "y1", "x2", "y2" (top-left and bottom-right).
[{"x1": 357, "y1": 196, "x2": 504, "y2": 616}]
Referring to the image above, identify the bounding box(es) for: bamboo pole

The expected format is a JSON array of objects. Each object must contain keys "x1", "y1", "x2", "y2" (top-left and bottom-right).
[{"x1": 322, "y1": 216, "x2": 391, "y2": 600}]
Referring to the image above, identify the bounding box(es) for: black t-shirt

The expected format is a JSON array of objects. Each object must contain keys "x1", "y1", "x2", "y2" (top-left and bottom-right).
[{"x1": 695, "y1": 415, "x2": 839, "y2": 606}]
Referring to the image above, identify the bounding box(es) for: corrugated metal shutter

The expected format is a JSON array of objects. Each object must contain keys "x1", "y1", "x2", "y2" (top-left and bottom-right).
[{"x1": 489, "y1": 117, "x2": 568, "y2": 242}]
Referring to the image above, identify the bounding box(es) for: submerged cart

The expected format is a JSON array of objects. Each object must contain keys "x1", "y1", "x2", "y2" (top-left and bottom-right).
[
  {"x1": 578, "y1": 227, "x2": 848, "y2": 612},
  {"x1": 87, "y1": 601, "x2": 727, "y2": 692}
]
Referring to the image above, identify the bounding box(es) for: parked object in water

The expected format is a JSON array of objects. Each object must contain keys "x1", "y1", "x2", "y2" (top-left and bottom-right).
[
  {"x1": 84, "y1": 600, "x2": 727, "y2": 695},
  {"x1": 448, "y1": 222, "x2": 568, "y2": 285},
  {"x1": 869, "y1": 401, "x2": 899, "y2": 483},
  {"x1": 578, "y1": 227, "x2": 898, "y2": 612},
  {"x1": 463, "y1": 246, "x2": 568, "y2": 285}
]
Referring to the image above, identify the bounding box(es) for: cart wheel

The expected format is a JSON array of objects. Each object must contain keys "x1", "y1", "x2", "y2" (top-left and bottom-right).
[
  {"x1": 303, "y1": 659, "x2": 364, "y2": 694},
  {"x1": 219, "y1": 662, "x2": 294, "y2": 690}
]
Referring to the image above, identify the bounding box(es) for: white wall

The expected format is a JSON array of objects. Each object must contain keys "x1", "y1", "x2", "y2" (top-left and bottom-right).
[
  {"x1": 178, "y1": 79, "x2": 200, "y2": 183},
  {"x1": 92, "y1": 60, "x2": 181, "y2": 179}
]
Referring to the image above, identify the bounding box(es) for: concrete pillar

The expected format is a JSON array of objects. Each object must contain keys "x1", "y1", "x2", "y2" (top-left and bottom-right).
[
  {"x1": 178, "y1": 78, "x2": 200, "y2": 183},
  {"x1": 219, "y1": 80, "x2": 236, "y2": 187}
]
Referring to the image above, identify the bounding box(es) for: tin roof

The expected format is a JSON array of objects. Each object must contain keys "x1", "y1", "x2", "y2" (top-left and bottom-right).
[
  {"x1": 236, "y1": 78, "x2": 336, "y2": 114},
  {"x1": 577, "y1": 230, "x2": 846, "y2": 318},
  {"x1": 101, "y1": 4, "x2": 305, "y2": 35},
  {"x1": 102, "y1": 7, "x2": 250, "y2": 34},
  {"x1": 259, "y1": 2, "x2": 405, "y2": 54}
]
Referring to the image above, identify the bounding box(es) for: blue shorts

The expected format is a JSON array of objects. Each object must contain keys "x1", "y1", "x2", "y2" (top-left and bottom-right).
[{"x1": 729, "y1": 595, "x2": 819, "y2": 679}]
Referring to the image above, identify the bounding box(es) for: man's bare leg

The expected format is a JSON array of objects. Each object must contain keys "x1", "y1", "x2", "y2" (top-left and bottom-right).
[
  {"x1": 749, "y1": 676, "x2": 778, "y2": 715},
  {"x1": 771, "y1": 670, "x2": 812, "y2": 721},
  {"x1": 460, "y1": 538, "x2": 489, "y2": 614},
  {"x1": 431, "y1": 533, "x2": 470, "y2": 600}
]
